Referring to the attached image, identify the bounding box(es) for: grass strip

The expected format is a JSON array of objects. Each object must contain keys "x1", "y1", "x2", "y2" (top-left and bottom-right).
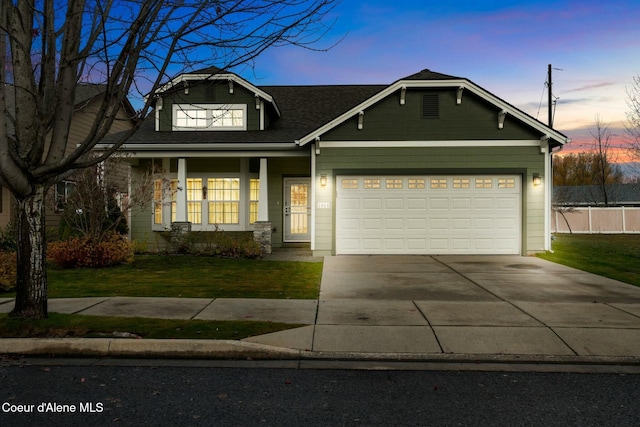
[
  {"x1": 537, "y1": 234, "x2": 640, "y2": 287},
  {"x1": 0, "y1": 313, "x2": 301, "y2": 340}
]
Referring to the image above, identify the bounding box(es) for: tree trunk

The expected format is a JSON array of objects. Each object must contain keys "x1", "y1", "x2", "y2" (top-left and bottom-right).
[{"x1": 11, "y1": 185, "x2": 48, "y2": 319}]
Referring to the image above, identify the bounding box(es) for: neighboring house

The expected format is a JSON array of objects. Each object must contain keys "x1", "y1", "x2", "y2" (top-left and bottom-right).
[
  {"x1": 105, "y1": 67, "x2": 569, "y2": 255},
  {"x1": 0, "y1": 84, "x2": 136, "y2": 237}
]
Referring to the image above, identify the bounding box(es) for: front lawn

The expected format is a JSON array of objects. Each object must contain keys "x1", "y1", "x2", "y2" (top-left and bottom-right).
[
  {"x1": 17, "y1": 255, "x2": 322, "y2": 299},
  {"x1": 537, "y1": 234, "x2": 640, "y2": 287},
  {"x1": 0, "y1": 255, "x2": 321, "y2": 339}
]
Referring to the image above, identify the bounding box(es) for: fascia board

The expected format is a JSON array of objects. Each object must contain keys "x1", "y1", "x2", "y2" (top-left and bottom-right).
[
  {"x1": 298, "y1": 79, "x2": 569, "y2": 146},
  {"x1": 95, "y1": 142, "x2": 299, "y2": 152},
  {"x1": 154, "y1": 73, "x2": 281, "y2": 117}
]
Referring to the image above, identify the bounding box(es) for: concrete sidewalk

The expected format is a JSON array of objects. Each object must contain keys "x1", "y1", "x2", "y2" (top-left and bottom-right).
[{"x1": 1, "y1": 254, "x2": 640, "y2": 364}]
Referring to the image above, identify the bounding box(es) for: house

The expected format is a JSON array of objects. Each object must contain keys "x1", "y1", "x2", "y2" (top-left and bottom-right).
[
  {"x1": 106, "y1": 67, "x2": 569, "y2": 255},
  {"x1": 0, "y1": 84, "x2": 136, "y2": 237}
]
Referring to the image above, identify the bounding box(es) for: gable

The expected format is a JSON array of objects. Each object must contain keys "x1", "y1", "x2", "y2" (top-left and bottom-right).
[
  {"x1": 156, "y1": 80, "x2": 268, "y2": 132},
  {"x1": 298, "y1": 74, "x2": 569, "y2": 147},
  {"x1": 321, "y1": 87, "x2": 542, "y2": 142}
]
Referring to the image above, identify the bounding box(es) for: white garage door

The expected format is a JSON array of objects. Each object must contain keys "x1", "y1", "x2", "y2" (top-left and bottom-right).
[{"x1": 336, "y1": 175, "x2": 521, "y2": 255}]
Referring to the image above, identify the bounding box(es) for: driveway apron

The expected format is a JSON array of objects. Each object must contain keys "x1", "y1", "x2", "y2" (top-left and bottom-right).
[{"x1": 248, "y1": 255, "x2": 640, "y2": 357}]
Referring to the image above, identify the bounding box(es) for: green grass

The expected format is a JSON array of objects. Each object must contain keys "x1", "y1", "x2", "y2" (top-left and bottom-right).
[
  {"x1": 0, "y1": 255, "x2": 320, "y2": 339},
  {"x1": 537, "y1": 234, "x2": 640, "y2": 286},
  {"x1": 0, "y1": 312, "x2": 300, "y2": 340},
  {"x1": 4, "y1": 255, "x2": 322, "y2": 299}
]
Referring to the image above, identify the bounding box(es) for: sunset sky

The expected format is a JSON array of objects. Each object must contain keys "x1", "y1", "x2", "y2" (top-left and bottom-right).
[{"x1": 235, "y1": 0, "x2": 640, "y2": 161}]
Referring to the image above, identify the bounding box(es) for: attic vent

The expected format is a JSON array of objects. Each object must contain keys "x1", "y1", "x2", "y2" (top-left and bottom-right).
[
  {"x1": 205, "y1": 84, "x2": 216, "y2": 100},
  {"x1": 422, "y1": 94, "x2": 439, "y2": 119}
]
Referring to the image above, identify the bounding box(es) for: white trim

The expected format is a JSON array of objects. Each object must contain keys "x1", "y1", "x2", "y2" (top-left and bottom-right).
[
  {"x1": 298, "y1": 79, "x2": 570, "y2": 146},
  {"x1": 310, "y1": 143, "x2": 317, "y2": 250},
  {"x1": 156, "y1": 73, "x2": 281, "y2": 117},
  {"x1": 318, "y1": 140, "x2": 544, "y2": 149},
  {"x1": 106, "y1": 149, "x2": 308, "y2": 159},
  {"x1": 175, "y1": 158, "x2": 187, "y2": 222}
]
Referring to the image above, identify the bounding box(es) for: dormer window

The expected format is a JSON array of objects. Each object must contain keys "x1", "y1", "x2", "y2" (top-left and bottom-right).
[{"x1": 172, "y1": 104, "x2": 247, "y2": 131}]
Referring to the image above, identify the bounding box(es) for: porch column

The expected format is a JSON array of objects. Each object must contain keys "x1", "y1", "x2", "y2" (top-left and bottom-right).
[
  {"x1": 254, "y1": 157, "x2": 272, "y2": 254},
  {"x1": 257, "y1": 158, "x2": 269, "y2": 222},
  {"x1": 175, "y1": 158, "x2": 188, "y2": 222}
]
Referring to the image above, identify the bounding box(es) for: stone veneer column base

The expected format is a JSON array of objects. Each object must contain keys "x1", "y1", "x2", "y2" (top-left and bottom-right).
[{"x1": 253, "y1": 221, "x2": 272, "y2": 255}]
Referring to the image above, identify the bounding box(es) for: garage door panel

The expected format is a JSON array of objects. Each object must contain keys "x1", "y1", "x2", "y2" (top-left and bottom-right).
[
  {"x1": 336, "y1": 175, "x2": 521, "y2": 255},
  {"x1": 362, "y1": 198, "x2": 382, "y2": 210},
  {"x1": 430, "y1": 198, "x2": 449, "y2": 210},
  {"x1": 384, "y1": 218, "x2": 404, "y2": 229},
  {"x1": 384, "y1": 199, "x2": 404, "y2": 210},
  {"x1": 407, "y1": 219, "x2": 426, "y2": 230},
  {"x1": 407, "y1": 199, "x2": 426, "y2": 209}
]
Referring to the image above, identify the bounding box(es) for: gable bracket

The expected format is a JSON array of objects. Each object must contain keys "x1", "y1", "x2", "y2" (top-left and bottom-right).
[
  {"x1": 255, "y1": 94, "x2": 261, "y2": 110},
  {"x1": 228, "y1": 79, "x2": 234, "y2": 94},
  {"x1": 357, "y1": 111, "x2": 365, "y2": 130},
  {"x1": 498, "y1": 110, "x2": 507, "y2": 129},
  {"x1": 540, "y1": 135, "x2": 550, "y2": 154},
  {"x1": 457, "y1": 86, "x2": 464, "y2": 105},
  {"x1": 400, "y1": 86, "x2": 406, "y2": 105}
]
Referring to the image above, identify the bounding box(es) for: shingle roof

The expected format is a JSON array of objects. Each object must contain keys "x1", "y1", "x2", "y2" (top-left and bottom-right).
[
  {"x1": 400, "y1": 69, "x2": 462, "y2": 81},
  {"x1": 120, "y1": 84, "x2": 385, "y2": 144}
]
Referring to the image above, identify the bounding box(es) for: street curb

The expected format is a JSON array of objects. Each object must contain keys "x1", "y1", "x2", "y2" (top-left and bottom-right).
[
  {"x1": 0, "y1": 338, "x2": 301, "y2": 360},
  {"x1": 2, "y1": 338, "x2": 640, "y2": 367}
]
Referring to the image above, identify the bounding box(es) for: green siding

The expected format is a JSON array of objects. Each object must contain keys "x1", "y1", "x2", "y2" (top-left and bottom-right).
[
  {"x1": 314, "y1": 146, "x2": 547, "y2": 255},
  {"x1": 129, "y1": 156, "x2": 311, "y2": 250},
  {"x1": 158, "y1": 82, "x2": 261, "y2": 131},
  {"x1": 322, "y1": 88, "x2": 542, "y2": 142}
]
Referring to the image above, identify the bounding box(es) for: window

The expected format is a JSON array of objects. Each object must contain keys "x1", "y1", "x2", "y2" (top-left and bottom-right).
[
  {"x1": 175, "y1": 108, "x2": 207, "y2": 128},
  {"x1": 55, "y1": 180, "x2": 76, "y2": 212},
  {"x1": 249, "y1": 178, "x2": 260, "y2": 224},
  {"x1": 498, "y1": 178, "x2": 516, "y2": 188},
  {"x1": 187, "y1": 178, "x2": 202, "y2": 224},
  {"x1": 475, "y1": 178, "x2": 492, "y2": 188},
  {"x1": 430, "y1": 178, "x2": 447, "y2": 189},
  {"x1": 172, "y1": 104, "x2": 246, "y2": 131},
  {"x1": 208, "y1": 178, "x2": 240, "y2": 224},
  {"x1": 212, "y1": 109, "x2": 244, "y2": 127},
  {"x1": 341, "y1": 179, "x2": 358, "y2": 189},
  {"x1": 453, "y1": 178, "x2": 470, "y2": 189},
  {"x1": 363, "y1": 179, "x2": 380, "y2": 189},
  {"x1": 386, "y1": 179, "x2": 403, "y2": 189},
  {"x1": 408, "y1": 179, "x2": 425, "y2": 189},
  {"x1": 153, "y1": 179, "x2": 163, "y2": 224}
]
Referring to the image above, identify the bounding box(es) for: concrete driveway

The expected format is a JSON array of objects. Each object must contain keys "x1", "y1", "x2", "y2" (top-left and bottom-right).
[{"x1": 250, "y1": 255, "x2": 640, "y2": 358}]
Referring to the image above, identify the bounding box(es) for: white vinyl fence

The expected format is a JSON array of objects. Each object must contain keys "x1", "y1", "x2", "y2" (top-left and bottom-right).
[{"x1": 552, "y1": 206, "x2": 640, "y2": 234}]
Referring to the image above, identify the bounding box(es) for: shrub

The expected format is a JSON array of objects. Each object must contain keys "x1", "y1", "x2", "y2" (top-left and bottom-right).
[
  {"x1": 48, "y1": 233, "x2": 134, "y2": 269},
  {"x1": 0, "y1": 223, "x2": 16, "y2": 252},
  {"x1": 208, "y1": 233, "x2": 261, "y2": 259},
  {"x1": 0, "y1": 251, "x2": 17, "y2": 292}
]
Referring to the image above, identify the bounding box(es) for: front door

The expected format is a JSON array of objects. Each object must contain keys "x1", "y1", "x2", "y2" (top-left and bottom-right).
[{"x1": 284, "y1": 178, "x2": 311, "y2": 242}]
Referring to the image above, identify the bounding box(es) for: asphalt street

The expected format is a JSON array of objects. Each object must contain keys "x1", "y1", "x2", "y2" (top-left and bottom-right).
[{"x1": 1, "y1": 360, "x2": 639, "y2": 426}]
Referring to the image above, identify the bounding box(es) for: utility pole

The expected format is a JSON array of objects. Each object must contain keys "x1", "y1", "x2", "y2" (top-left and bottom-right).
[{"x1": 548, "y1": 64, "x2": 553, "y2": 128}]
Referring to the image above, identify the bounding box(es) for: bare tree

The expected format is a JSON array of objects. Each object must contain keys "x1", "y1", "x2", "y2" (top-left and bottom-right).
[
  {"x1": 589, "y1": 116, "x2": 622, "y2": 206},
  {"x1": 626, "y1": 74, "x2": 640, "y2": 163},
  {"x1": 0, "y1": 0, "x2": 337, "y2": 318}
]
